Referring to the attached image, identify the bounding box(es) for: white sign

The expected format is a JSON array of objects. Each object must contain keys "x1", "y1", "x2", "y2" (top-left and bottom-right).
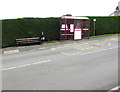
[
  {"x1": 74, "y1": 30, "x2": 82, "y2": 40},
  {"x1": 70, "y1": 24, "x2": 74, "y2": 32}
]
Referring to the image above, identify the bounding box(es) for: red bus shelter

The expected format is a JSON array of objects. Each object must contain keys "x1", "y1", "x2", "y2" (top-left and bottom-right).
[{"x1": 60, "y1": 16, "x2": 90, "y2": 40}]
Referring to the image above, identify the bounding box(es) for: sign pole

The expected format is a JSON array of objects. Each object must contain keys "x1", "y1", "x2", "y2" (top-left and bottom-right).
[{"x1": 93, "y1": 19, "x2": 96, "y2": 38}]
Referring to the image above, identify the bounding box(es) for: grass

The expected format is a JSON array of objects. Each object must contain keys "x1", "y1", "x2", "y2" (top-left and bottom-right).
[
  {"x1": 90, "y1": 33, "x2": 119, "y2": 38},
  {"x1": 42, "y1": 40, "x2": 59, "y2": 44}
]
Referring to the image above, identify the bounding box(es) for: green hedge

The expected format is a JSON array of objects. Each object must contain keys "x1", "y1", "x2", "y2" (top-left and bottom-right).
[
  {"x1": 89, "y1": 16, "x2": 119, "y2": 36},
  {"x1": 2, "y1": 16, "x2": 119, "y2": 47},
  {"x1": 2, "y1": 18, "x2": 60, "y2": 47}
]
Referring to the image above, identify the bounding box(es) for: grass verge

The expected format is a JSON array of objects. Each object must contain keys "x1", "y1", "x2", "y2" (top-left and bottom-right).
[
  {"x1": 90, "y1": 34, "x2": 119, "y2": 38},
  {"x1": 42, "y1": 40, "x2": 59, "y2": 45}
]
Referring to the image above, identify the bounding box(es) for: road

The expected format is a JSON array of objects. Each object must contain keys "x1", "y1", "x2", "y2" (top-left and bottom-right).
[{"x1": 2, "y1": 35, "x2": 119, "y2": 90}]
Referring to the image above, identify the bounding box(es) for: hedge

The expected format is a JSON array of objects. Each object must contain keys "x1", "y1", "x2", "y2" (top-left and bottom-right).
[
  {"x1": 2, "y1": 18, "x2": 60, "y2": 47},
  {"x1": 2, "y1": 16, "x2": 119, "y2": 47},
  {"x1": 89, "y1": 16, "x2": 119, "y2": 36}
]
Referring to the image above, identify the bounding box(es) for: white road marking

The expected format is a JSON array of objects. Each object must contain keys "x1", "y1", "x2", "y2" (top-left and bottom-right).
[
  {"x1": 29, "y1": 49, "x2": 36, "y2": 51},
  {"x1": 2, "y1": 60, "x2": 51, "y2": 71},
  {"x1": 108, "y1": 43, "x2": 111, "y2": 45},
  {"x1": 81, "y1": 47, "x2": 118, "y2": 55},
  {"x1": 61, "y1": 51, "x2": 81, "y2": 55},
  {"x1": 2, "y1": 47, "x2": 118, "y2": 70},
  {"x1": 61, "y1": 47, "x2": 118, "y2": 56},
  {"x1": 110, "y1": 86, "x2": 120, "y2": 91},
  {"x1": 38, "y1": 47, "x2": 46, "y2": 50}
]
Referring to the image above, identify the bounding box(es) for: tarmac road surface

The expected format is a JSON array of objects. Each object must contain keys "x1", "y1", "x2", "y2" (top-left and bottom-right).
[{"x1": 2, "y1": 35, "x2": 119, "y2": 90}]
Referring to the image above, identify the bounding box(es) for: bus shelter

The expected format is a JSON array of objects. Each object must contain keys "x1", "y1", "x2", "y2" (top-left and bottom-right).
[{"x1": 60, "y1": 16, "x2": 90, "y2": 40}]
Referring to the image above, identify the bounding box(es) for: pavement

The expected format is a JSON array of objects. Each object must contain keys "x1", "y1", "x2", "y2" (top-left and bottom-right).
[{"x1": 2, "y1": 35, "x2": 119, "y2": 90}]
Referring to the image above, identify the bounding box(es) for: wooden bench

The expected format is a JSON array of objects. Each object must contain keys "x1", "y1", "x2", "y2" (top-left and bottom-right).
[{"x1": 16, "y1": 37, "x2": 41, "y2": 45}]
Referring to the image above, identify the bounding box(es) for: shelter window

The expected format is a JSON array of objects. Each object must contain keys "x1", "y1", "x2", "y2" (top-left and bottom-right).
[
  {"x1": 66, "y1": 19, "x2": 74, "y2": 29},
  {"x1": 75, "y1": 20, "x2": 81, "y2": 28},
  {"x1": 83, "y1": 20, "x2": 89, "y2": 28}
]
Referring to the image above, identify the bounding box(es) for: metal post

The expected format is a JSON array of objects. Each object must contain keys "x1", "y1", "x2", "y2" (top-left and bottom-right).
[
  {"x1": 93, "y1": 19, "x2": 96, "y2": 38},
  {"x1": 88, "y1": 19, "x2": 90, "y2": 39},
  {"x1": 94, "y1": 21, "x2": 95, "y2": 37},
  {"x1": 65, "y1": 19, "x2": 67, "y2": 40}
]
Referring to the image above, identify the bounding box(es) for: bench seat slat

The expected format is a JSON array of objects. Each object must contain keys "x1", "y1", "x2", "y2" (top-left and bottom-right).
[{"x1": 16, "y1": 37, "x2": 40, "y2": 45}]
